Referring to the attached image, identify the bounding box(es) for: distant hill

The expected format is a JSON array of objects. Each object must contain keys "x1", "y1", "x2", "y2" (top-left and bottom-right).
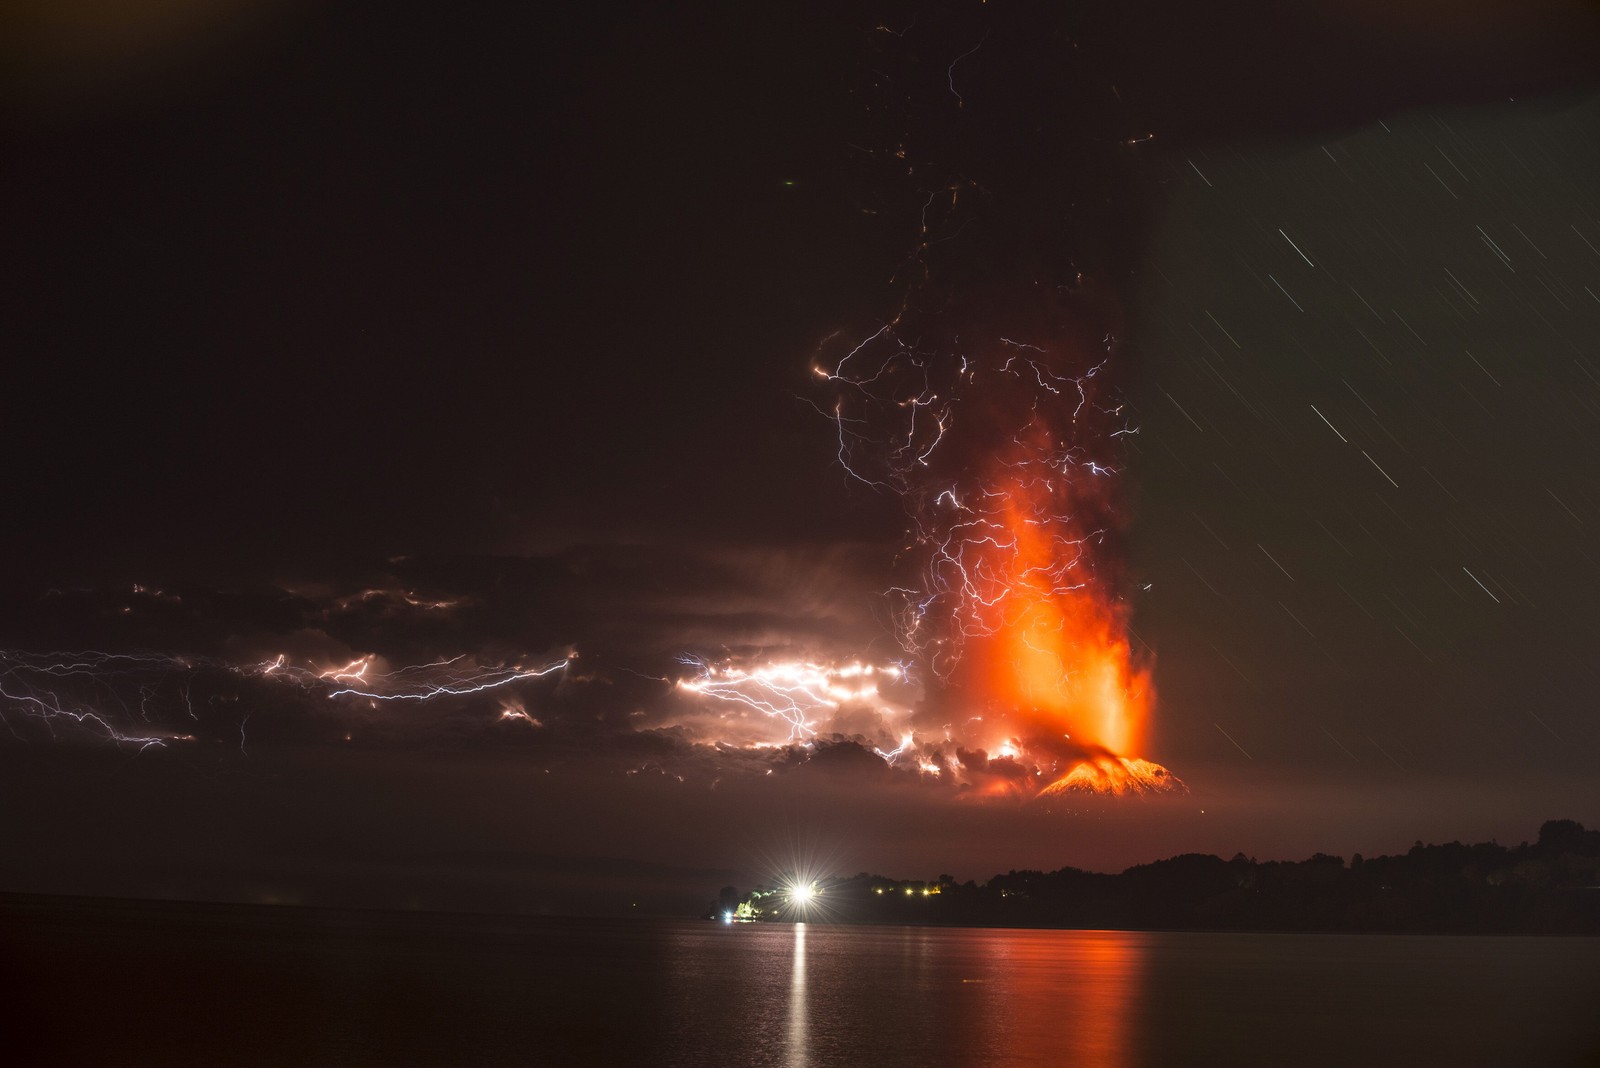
[{"x1": 715, "y1": 819, "x2": 1600, "y2": 934}]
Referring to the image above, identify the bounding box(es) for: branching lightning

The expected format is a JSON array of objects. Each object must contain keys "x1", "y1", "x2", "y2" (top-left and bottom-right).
[
  {"x1": 796, "y1": 10, "x2": 1180, "y2": 797},
  {"x1": 0, "y1": 647, "x2": 572, "y2": 751},
  {"x1": 673, "y1": 657, "x2": 907, "y2": 747},
  {"x1": 815, "y1": 302, "x2": 1174, "y2": 795}
]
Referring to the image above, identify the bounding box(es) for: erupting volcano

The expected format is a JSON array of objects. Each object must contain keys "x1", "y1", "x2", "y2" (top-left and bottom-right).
[
  {"x1": 824, "y1": 277, "x2": 1179, "y2": 798},
  {"x1": 964, "y1": 462, "x2": 1168, "y2": 796},
  {"x1": 804, "y1": 8, "x2": 1184, "y2": 797}
]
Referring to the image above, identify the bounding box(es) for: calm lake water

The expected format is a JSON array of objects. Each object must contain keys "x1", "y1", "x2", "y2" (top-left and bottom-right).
[{"x1": 4, "y1": 898, "x2": 1598, "y2": 1065}]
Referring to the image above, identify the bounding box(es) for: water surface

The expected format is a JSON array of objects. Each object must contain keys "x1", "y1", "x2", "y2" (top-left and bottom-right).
[{"x1": 4, "y1": 899, "x2": 1597, "y2": 1065}]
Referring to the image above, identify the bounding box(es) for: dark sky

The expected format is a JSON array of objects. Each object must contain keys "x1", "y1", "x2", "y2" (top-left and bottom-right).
[{"x1": 4, "y1": 0, "x2": 1600, "y2": 914}]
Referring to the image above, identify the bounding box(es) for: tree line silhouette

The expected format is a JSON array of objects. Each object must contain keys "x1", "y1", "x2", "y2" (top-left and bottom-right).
[{"x1": 713, "y1": 820, "x2": 1600, "y2": 933}]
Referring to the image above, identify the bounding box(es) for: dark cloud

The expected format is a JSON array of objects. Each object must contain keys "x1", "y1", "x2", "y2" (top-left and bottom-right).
[
  {"x1": 1068, "y1": 0, "x2": 1600, "y2": 146},
  {"x1": 4, "y1": 2, "x2": 1600, "y2": 911},
  {"x1": 0, "y1": 542, "x2": 897, "y2": 759}
]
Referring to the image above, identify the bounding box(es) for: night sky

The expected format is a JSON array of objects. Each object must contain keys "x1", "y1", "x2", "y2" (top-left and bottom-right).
[{"x1": 4, "y1": 0, "x2": 1600, "y2": 915}]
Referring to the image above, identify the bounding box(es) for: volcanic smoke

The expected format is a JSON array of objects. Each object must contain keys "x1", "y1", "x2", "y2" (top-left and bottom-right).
[
  {"x1": 822, "y1": 273, "x2": 1176, "y2": 797},
  {"x1": 1, "y1": 9, "x2": 1176, "y2": 799},
  {"x1": 815, "y1": 11, "x2": 1179, "y2": 797}
]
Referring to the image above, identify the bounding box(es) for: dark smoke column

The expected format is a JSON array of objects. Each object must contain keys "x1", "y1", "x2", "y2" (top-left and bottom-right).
[{"x1": 821, "y1": 4, "x2": 1176, "y2": 796}]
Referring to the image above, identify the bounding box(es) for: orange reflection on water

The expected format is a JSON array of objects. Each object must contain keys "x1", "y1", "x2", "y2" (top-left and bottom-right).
[
  {"x1": 772, "y1": 923, "x2": 1148, "y2": 1067},
  {"x1": 1058, "y1": 931, "x2": 1146, "y2": 1065},
  {"x1": 954, "y1": 928, "x2": 1147, "y2": 1067}
]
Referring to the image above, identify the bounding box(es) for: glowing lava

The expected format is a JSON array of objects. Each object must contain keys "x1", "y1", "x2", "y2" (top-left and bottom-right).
[
  {"x1": 1037, "y1": 754, "x2": 1176, "y2": 797},
  {"x1": 823, "y1": 304, "x2": 1180, "y2": 798},
  {"x1": 802, "y1": 11, "x2": 1187, "y2": 798},
  {"x1": 984, "y1": 476, "x2": 1147, "y2": 759},
  {"x1": 958, "y1": 455, "x2": 1173, "y2": 796}
]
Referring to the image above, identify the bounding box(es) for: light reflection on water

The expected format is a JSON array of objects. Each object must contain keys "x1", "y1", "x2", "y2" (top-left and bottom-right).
[
  {"x1": 8, "y1": 898, "x2": 1599, "y2": 1065},
  {"x1": 788, "y1": 922, "x2": 808, "y2": 1068},
  {"x1": 663, "y1": 922, "x2": 1600, "y2": 1067},
  {"x1": 666, "y1": 922, "x2": 1150, "y2": 1066}
]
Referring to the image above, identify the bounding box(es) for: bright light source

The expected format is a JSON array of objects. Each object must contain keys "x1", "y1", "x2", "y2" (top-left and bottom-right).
[{"x1": 790, "y1": 882, "x2": 815, "y2": 905}]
